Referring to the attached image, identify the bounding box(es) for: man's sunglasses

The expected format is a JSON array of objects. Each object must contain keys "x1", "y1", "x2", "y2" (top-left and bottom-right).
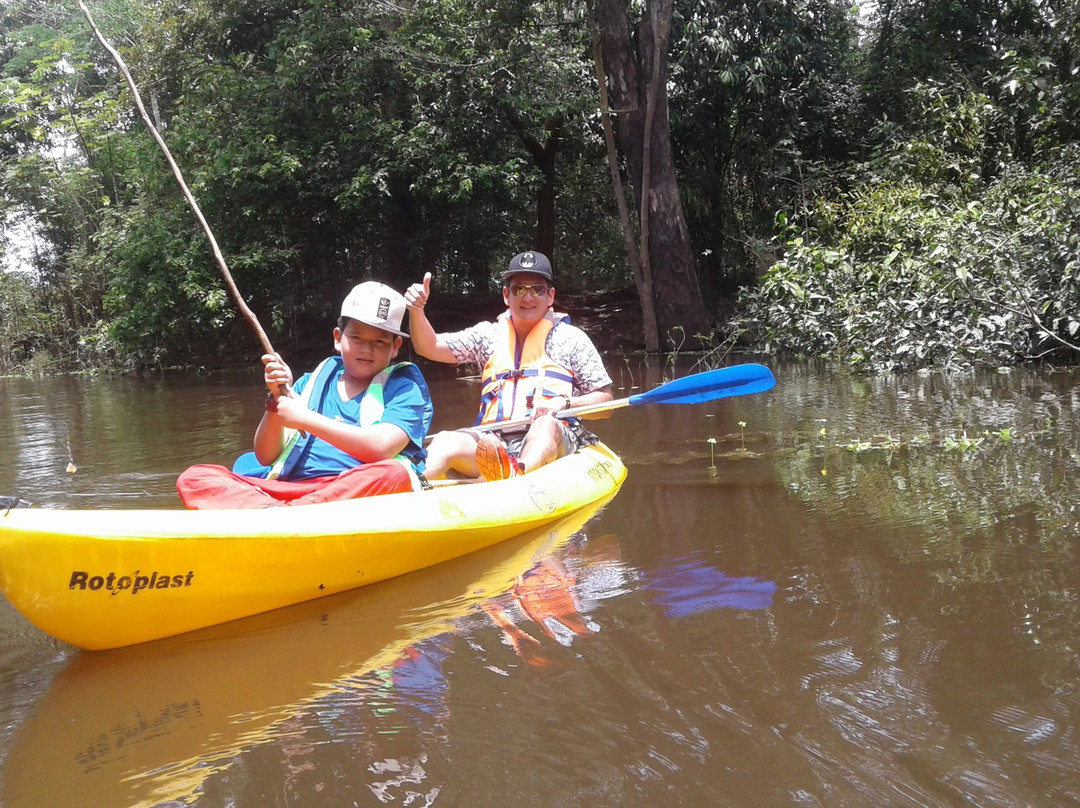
[{"x1": 508, "y1": 284, "x2": 549, "y2": 298}]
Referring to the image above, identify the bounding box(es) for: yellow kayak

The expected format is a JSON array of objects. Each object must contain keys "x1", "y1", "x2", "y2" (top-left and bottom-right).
[
  {"x1": 0, "y1": 442, "x2": 625, "y2": 650},
  {"x1": 3, "y1": 497, "x2": 611, "y2": 808}
]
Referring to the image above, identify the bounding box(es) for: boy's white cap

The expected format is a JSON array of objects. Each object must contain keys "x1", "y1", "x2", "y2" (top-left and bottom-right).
[{"x1": 340, "y1": 282, "x2": 408, "y2": 337}]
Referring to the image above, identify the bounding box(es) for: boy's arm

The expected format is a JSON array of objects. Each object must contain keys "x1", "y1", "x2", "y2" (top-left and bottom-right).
[
  {"x1": 253, "y1": 353, "x2": 295, "y2": 464},
  {"x1": 405, "y1": 273, "x2": 459, "y2": 364},
  {"x1": 272, "y1": 397, "x2": 410, "y2": 462},
  {"x1": 254, "y1": 409, "x2": 287, "y2": 465}
]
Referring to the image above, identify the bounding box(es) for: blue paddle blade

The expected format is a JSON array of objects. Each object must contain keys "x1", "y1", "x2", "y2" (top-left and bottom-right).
[{"x1": 628, "y1": 363, "x2": 776, "y2": 407}]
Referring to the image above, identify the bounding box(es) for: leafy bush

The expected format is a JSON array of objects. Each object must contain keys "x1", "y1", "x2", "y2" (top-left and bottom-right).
[
  {"x1": 0, "y1": 271, "x2": 39, "y2": 373},
  {"x1": 734, "y1": 82, "x2": 1080, "y2": 371}
]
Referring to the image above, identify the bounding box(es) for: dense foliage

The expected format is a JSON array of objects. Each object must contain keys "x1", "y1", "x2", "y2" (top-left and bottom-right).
[
  {"x1": 1, "y1": 0, "x2": 1079, "y2": 372},
  {"x1": 735, "y1": 66, "x2": 1080, "y2": 371}
]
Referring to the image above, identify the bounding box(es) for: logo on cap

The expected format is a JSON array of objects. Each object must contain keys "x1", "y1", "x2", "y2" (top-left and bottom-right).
[
  {"x1": 520, "y1": 252, "x2": 537, "y2": 269},
  {"x1": 377, "y1": 297, "x2": 390, "y2": 320}
]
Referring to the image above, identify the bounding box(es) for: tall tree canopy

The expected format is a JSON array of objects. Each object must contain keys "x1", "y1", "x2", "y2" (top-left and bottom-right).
[{"x1": 2, "y1": 0, "x2": 1078, "y2": 372}]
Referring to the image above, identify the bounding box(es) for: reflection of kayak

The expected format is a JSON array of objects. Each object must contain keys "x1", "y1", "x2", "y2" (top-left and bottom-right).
[
  {"x1": 0, "y1": 442, "x2": 625, "y2": 650},
  {"x1": 2, "y1": 497, "x2": 612, "y2": 808}
]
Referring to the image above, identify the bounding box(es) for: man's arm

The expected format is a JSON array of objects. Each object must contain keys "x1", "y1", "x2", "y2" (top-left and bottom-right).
[
  {"x1": 569, "y1": 387, "x2": 613, "y2": 408},
  {"x1": 561, "y1": 325, "x2": 614, "y2": 417},
  {"x1": 531, "y1": 385, "x2": 613, "y2": 421},
  {"x1": 405, "y1": 272, "x2": 459, "y2": 364}
]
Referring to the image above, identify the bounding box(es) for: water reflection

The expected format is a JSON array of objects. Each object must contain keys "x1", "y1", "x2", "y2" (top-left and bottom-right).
[
  {"x1": 2, "y1": 486, "x2": 775, "y2": 807},
  {"x1": 3, "y1": 361, "x2": 1080, "y2": 806},
  {"x1": 2, "y1": 504, "x2": 600, "y2": 807},
  {"x1": 643, "y1": 556, "x2": 777, "y2": 617},
  {"x1": 0, "y1": 372, "x2": 259, "y2": 508}
]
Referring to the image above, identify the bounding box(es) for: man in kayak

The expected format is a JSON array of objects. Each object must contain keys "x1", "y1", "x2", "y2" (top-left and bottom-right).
[
  {"x1": 177, "y1": 281, "x2": 433, "y2": 508},
  {"x1": 404, "y1": 251, "x2": 612, "y2": 481}
]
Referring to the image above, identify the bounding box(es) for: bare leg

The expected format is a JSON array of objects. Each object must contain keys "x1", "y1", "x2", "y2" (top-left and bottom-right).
[
  {"x1": 516, "y1": 415, "x2": 564, "y2": 473},
  {"x1": 423, "y1": 430, "x2": 481, "y2": 479}
]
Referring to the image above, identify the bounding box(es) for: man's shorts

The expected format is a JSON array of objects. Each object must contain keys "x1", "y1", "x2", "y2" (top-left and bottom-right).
[{"x1": 468, "y1": 419, "x2": 598, "y2": 460}]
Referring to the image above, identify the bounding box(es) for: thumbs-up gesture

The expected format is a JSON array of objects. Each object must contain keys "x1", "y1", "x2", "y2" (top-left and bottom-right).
[{"x1": 405, "y1": 272, "x2": 432, "y2": 311}]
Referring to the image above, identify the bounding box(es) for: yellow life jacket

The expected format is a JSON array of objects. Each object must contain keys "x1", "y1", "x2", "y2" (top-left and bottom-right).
[{"x1": 475, "y1": 312, "x2": 575, "y2": 425}]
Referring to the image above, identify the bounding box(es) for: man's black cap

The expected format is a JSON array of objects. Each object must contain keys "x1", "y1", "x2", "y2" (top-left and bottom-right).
[{"x1": 501, "y1": 251, "x2": 553, "y2": 282}]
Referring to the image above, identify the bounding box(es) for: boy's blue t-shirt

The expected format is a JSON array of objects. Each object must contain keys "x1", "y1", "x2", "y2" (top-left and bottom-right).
[{"x1": 234, "y1": 361, "x2": 433, "y2": 481}]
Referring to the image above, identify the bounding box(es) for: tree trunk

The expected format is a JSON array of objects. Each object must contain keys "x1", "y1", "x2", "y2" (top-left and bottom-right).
[
  {"x1": 591, "y1": 0, "x2": 711, "y2": 350},
  {"x1": 592, "y1": 25, "x2": 659, "y2": 352}
]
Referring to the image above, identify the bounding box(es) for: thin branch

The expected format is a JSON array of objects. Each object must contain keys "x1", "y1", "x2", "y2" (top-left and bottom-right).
[
  {"x1": 963, "y1": 278, "x2": 1080, "y2": 356},
  {"x1": 78, "y1": 0, "x2": 278, "y2": 359}
]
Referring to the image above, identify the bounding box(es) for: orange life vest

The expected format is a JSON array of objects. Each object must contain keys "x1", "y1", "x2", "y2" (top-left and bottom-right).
[{"x1": 475, "y1": 313, "x2": 575, "y2": 425}]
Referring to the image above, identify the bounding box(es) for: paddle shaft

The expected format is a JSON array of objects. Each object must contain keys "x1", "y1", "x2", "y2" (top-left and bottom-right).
[
  {"x1": 78, "y1": 1, "x2": 277, "y2": 360},
  {"x1": 473, "y1": 398, "x2": 628, "y2": 434},
  {"x1": 473, "y1": 363, "x2": 776, "y2": 434}
]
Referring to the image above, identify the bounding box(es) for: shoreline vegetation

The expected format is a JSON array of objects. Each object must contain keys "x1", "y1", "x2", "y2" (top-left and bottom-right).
[{"x1": 2, "y1": 0, "x2": 1079, "y2": 376}]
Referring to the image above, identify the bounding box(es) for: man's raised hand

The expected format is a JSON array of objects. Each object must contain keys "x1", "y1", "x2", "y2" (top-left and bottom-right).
[{"x1": 405, "y1": 272, "x2": 432, "y2": 311}]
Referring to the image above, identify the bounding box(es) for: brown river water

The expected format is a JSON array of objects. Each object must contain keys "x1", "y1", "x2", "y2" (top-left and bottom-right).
[{"x1": 0, "y1": 357, "x2": 1078, "y2": 807}]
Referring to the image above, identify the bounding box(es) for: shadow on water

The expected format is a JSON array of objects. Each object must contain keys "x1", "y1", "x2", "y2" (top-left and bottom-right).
[{"x1": 2, "y1": 358, "x2": 1080, "y2": 806}]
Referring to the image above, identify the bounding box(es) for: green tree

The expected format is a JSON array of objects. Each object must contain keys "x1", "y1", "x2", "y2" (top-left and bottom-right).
[
  {"x1": 130, "y1": 0, "x2": 613, "y2": 309},
  {"x1": 669, "y1": 0, "x2": 861, "y2": 302},
  {"x1": 735, "y1": 82, "x2": 1080, "y2": 371},
  {"x1": 863, "y1": 0, "x2": 1055, "y2": 126},
  {"x1": 1, "y1": 0, "x2": 139, "y2": 369}
]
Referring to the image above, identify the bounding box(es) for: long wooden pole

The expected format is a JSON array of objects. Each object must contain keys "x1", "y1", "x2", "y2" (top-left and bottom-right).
[{"x1": 78, "y1": 0, "x2": 277, "y2": 358}]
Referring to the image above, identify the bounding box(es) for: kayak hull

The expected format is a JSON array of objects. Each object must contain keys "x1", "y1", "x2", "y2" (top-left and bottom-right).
[
  {"x1": 0, "y1": 442, "x2": 625, "y2": 650},
  {"x1": 2, "y1": 499, "x2": 612, "y2": 808}
]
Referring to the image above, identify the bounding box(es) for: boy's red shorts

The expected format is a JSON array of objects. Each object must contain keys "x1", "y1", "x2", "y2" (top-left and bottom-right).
[{"x1": 176, "y1": 460, "x2": 412, "y2": 510}]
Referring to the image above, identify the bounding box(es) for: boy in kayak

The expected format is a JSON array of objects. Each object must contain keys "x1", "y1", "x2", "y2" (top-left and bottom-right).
[
  {"x1": 177, "y1": 282, "x2": 433, "y2": 508},
  {"x1": 404, "y1": 251, "x2": 611, "y2": 481}
]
